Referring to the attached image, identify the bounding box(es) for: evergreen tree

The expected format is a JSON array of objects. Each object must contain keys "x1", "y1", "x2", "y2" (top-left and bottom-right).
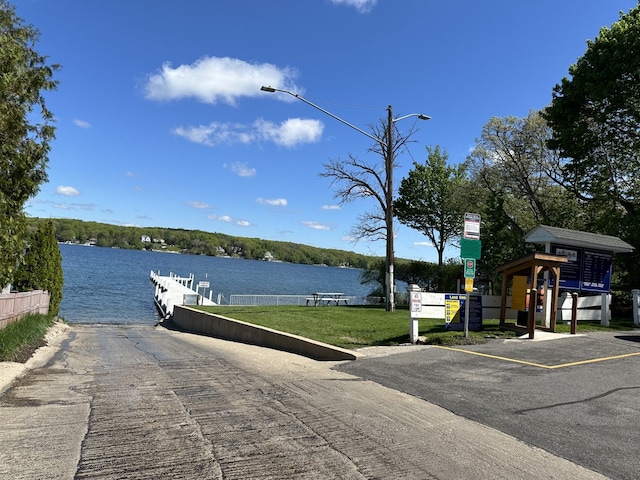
[
  {"x1": 14, "y1": 221, "x2": 64, "y2": 316},
  {"x1": 0, "y1": 1, "x2": 59, "y2": 287}
]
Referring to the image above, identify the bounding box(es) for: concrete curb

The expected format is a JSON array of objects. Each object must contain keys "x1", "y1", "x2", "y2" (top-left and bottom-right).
[{"x1": 170, "y1": 306, "x2": 361, "y2": 361}]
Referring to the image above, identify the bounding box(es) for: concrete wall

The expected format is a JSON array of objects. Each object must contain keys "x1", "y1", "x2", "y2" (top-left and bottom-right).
[{"x1": 171, "y1": 306, "x2": 359, "y2": 361}]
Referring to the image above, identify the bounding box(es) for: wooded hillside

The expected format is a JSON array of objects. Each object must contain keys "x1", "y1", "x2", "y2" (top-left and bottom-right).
[{"x1": 28, "y1": 217, "x2": 379, "y2": 269}]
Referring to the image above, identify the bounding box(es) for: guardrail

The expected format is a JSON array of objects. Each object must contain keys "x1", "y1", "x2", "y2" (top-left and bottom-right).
[{"x1": 0, "y1": 290, "x2": 50, "y2": 330}]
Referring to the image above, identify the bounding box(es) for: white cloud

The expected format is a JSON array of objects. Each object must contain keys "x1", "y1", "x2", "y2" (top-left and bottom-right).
[
  {"x1": 227, "y1": 162, "x2": 256, "y2": 177},
  {"x1": 414, "y1": 241, "x2": 436, "y2": 248},
  {"x1": 174, "y1": 117, "x2": 323, "y2": 148},
  {"x1": 302, "y1": 221, "x2": 330, "y2": 231},
  {"x1": 208, "y1": 214, "x2": 250, "y2": 227},
  {"x1": 173, "y1": 122, "x2": 256, "y2": 146},
  {"x1": 254, "y1": 118, "x2": 323, "y2": 147},
  {"x1": 56, "y1": 185, "x2": 80, "y2": 197},
  {"x1": 187, "y1": 201, "x2": 213, "y2": 209},
  {"x1": 53, "y1": 202, "x2": 95, "y2": 211},
  {"x1": 73, "y1": 119, "x2": 91, "y2": 128},
  {"x1": 212, "y1": 215, "x2": 232, "y2": 223},
  {"x1": 322, "y1": 204, "x2": 341, "y2": 210},
  {"x1": 257, "y1": 197, "x2": 287, "y2": 207},
  {"x1": 331, "y1": 0, "x2": 377, "y2": 13},
  {"x1": 144, "y1": 56, "x2": 300, "y2": 106}
]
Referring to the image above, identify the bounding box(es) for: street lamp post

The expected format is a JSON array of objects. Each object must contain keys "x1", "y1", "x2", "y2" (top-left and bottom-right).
[{"x1": 261, "y1": 86, "x2": 430, "y2": 311}]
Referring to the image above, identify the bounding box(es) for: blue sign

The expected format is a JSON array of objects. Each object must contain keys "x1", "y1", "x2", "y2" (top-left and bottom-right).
[
  {"x1": 445, "y1": 294, "x2": 482, "y2": 331},
  {"x1": 549, "y1": 243, "x2": 612, "y2": 293}
]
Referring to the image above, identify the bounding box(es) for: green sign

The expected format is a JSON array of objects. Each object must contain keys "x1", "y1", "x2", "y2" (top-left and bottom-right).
[
  {"x1": 460, "y1": 237, "x2": 482, "y2": 259},
  {"x1": 464, "y1": 258, "x2": 476, "y2": 278}
]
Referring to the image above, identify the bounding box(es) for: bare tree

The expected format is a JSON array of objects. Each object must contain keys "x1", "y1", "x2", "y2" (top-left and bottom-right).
[{"x1": 320, "y1": 116, "x2": 421, "y2": 311}]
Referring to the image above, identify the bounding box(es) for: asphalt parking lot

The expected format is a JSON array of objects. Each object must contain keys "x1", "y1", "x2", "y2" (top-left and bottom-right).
[{"x1": 336, "y1": 330, "x2": 640, "y2": 480}]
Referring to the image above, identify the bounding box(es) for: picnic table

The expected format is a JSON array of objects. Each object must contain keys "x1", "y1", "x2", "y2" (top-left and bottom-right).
[{"x1": 306, "y1": 292, "x2": 347, "y2": 306}]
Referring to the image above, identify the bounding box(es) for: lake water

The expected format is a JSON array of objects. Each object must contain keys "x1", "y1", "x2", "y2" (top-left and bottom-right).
[{"x1": 59, "y1": 244, "x2": 371, "y2": 325}]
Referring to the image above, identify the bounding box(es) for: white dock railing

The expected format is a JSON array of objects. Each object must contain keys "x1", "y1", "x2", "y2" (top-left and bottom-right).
[
  {"x1": 228, "y1": 295, "x2": 382, "y2": 306},
  {"x1": 150, "y1": 270, "x2": 216, "y2": 318}
]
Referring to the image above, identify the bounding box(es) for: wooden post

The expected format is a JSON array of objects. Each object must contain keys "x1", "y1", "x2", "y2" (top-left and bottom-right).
[
  {"x1": 528, "y1": 288, "x2": 537, "y2": 339},
  {"x1": 571, "y1": 292, "x2": 578, "y2": 335}
]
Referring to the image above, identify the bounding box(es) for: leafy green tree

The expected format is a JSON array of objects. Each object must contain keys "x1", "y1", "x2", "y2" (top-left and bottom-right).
[
  {"x1": 395, "y1": 146, "x2": 467, "y2": 289},
  {"x1": 466, "y1": 113, "x2": 586, "y2": 288},
  {"x1": 543, "y1": 6, "x2": 640, "y2": 289},
  {"x1": 359, "y1": 259, "x2": 385, "y2": 298},
  {"x1": 0, "y1": 1, "x2": 59, "y2": 287},
  {"x1": 13, "y1": 220, "x2": 63, "y2": 316},
  {"x1": 544, "y1": 5, "x2": 640, "y2": 217}
]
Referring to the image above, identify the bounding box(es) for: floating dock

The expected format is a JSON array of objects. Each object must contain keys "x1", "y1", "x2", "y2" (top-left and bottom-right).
[{"x1": 150, "y1": 270, "x2": 216, "y2": 319}]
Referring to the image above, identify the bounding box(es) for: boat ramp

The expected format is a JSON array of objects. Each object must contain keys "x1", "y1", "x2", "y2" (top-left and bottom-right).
[{"x1": 150, "y1": 270, "x2": 216, "y2": 319}]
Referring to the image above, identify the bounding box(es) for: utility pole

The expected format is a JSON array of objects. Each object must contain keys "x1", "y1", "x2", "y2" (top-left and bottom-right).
[
  {"x1": 260, "y1": 86, "x2": 429, "y2": 311},
  {"x1": 385, "y1": 105, "x2": 395, "y2": 312}
]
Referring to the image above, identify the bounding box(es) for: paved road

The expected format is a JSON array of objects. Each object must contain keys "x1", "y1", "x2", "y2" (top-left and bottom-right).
[
  {"x1": 0, "y1": 324, "x2": 608, "y2": 479},
  {"x1": 338, "y1": 331, "x2": 640, "y2": 480}
]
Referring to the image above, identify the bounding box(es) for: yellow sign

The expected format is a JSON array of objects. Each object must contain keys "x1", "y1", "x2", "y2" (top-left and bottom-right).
[
  {"x1": 465, "y1": 277, "x2": 474, "y2": 292},
  {"x1": 445, "y1": 299, "x2": 462, "y2": 324},
  {"x1": 511, "y1": 275, "x2": 528, "y2": 311}
]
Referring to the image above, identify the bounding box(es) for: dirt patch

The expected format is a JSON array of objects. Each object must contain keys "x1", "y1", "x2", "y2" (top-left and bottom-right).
[{"x1": 10, "y1": 339, "x2": 47, "y2": 363}]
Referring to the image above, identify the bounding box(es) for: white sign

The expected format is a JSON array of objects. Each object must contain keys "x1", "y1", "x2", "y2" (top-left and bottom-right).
[
  {"x1": 410, "y1": 292, "x2": 422, "y2": 312},
  {"x1": 198, "y1": 281, "x2": 210, "y2": 288},
  {"x1": 464, "y1": 213, "x2": 481, "y2": 240}
]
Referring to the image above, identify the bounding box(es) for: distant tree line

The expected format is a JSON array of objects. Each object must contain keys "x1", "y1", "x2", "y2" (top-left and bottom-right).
[{"x1": 29, "y1": 217, "x2": 379, "y2": 269}]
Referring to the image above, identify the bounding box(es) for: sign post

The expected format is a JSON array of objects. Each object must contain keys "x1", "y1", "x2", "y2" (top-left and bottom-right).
[{"x1": 461, "y1": 213, "x2": 481, "y2": 337}]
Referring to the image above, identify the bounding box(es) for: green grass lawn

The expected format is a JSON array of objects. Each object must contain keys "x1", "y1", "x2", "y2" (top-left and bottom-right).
[
  {"x1": 0, "y1": 314, "x2": 55, "y2": 362},
  {"x1": 196, "y1": 304, "x2": 638, "y2": 349},
  {"x1": 196, "y1": 305, "x2": 517, "y2": 348}
]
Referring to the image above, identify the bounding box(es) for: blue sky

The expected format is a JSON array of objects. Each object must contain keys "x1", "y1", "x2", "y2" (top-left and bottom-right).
[{"x1": 18, "y1": 0, "x2": 638, "y2": 262}]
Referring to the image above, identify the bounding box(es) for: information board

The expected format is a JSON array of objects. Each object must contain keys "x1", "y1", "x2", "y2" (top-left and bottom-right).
[
  {"x1": 549, "y1": 243, "x2": 613, "y2": 293},
  {"x1": 444, "y1": 294, "x2": 483, "y2": 331}
]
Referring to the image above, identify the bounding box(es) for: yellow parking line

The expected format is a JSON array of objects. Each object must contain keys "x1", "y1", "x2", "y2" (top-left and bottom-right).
[
  {"x1": 433, "y1": 346, "x2": 552, "y2": 368},
  {"x1": 433, "y1": 346, "x2": 640, "y2": 369},
  {"x1": 546, "y1": 351, "x2": 640, "y2": 369}
]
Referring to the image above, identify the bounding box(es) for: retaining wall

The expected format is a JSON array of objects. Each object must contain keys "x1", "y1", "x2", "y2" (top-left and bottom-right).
[{"x1": 171, "y1": 306, "x2": 359, "y2": 361}]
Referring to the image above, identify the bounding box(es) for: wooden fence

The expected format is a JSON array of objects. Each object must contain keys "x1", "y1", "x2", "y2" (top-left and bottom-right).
[{"x1": 0, "y1": 290, "x2": 50, "y2": 330}]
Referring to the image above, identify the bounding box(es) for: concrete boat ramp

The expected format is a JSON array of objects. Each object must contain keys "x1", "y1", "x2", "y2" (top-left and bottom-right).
[{"x1": 150, "y1": 270, "x2": 216, "y2": 318}]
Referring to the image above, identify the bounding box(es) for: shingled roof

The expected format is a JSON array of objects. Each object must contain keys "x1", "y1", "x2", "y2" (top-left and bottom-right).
[{"x1": 525, "y1": 225, "x2": 634, "y2": 253}]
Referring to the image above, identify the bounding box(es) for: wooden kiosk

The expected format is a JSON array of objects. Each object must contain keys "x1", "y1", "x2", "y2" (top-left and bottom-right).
[{"x1": 495, "y1": 252, "x2": 568, "y2": 335}]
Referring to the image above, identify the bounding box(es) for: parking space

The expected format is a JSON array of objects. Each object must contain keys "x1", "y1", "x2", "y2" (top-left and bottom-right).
[
  {"x1": 433, "y1": 331, "x2": 640, "y2": 369},
  {"x1": 336, "y1": 330, "x2": 640, "y2": 480}
]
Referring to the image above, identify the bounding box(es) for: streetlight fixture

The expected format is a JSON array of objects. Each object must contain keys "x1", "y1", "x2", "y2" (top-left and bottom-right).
[{"x1": 260, "y1": 85, "x2": 430, "y2": 311}]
